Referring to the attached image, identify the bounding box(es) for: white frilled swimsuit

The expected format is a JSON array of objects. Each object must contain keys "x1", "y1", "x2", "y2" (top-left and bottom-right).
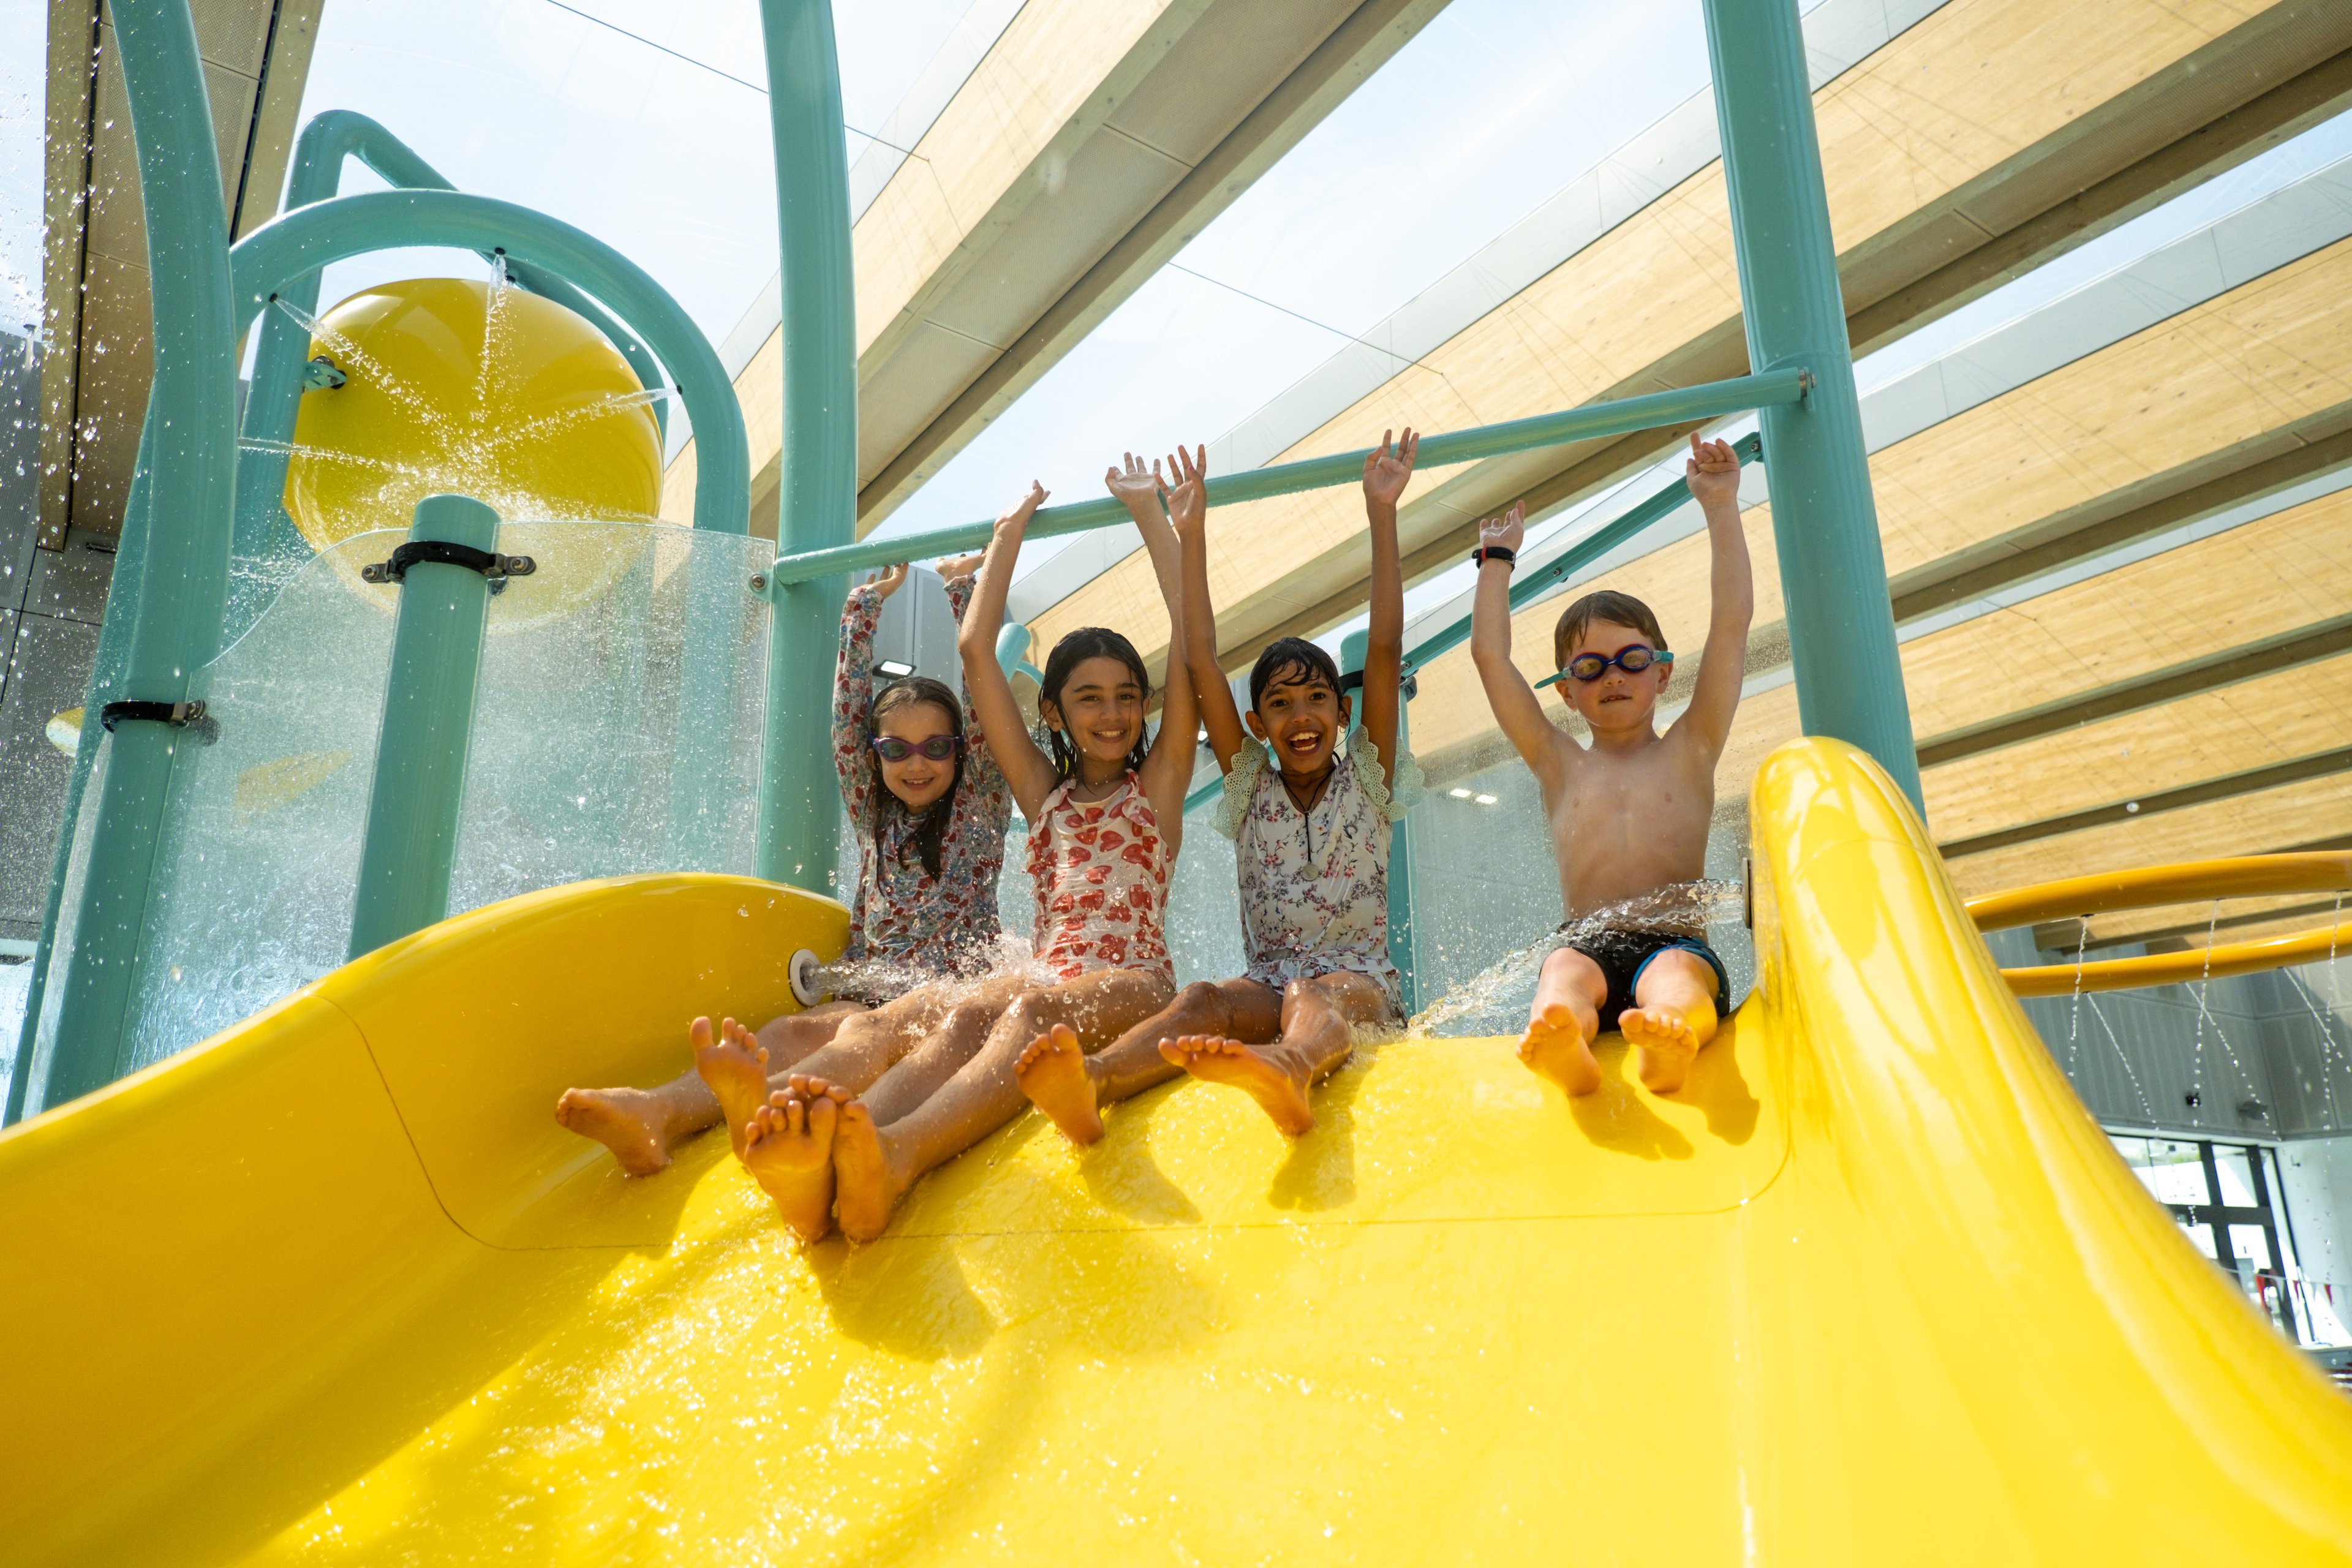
[{"x1": 1213, "y1": 726, "x2": 1425, "y2": 1018}]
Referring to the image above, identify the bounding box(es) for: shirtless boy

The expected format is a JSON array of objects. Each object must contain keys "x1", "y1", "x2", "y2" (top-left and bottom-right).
[{"x1": 1468, "y1": 432, "x2": 1751, "y2": 1096}]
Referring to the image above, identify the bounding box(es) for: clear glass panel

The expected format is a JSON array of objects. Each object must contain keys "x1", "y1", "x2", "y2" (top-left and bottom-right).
[
  {"x1": 2227, "y1": 1224, "x2": 2275, "y2": 1272},
  {"x1": 122, "y1": 535, "x2": 402, "y2": 1071},
  {"x1": 23, "y1": 728, "x2": 113, "y2": 1106},
  {"x1": 2114, "y1": 1137, "x2": 2211, "y2": 1207},
  {"x1": 2211, "y1": 1144, "x2": 2262, "y2": 1207},
  {"x1": 116, "y1": 522, "x2": 771, "y2": 1074},
  {"x1": 448, "y1": 522, "x2": 772, "y2": 911}
]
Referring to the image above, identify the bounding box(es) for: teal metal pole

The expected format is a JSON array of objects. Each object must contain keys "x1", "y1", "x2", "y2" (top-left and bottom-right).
[
  {"x1": 227, "y1": 189, "x2": 748, "y2": 535},
  {"x1": 347, "y1": 495, "x2": 502, "y2": 958},
  {"x1": 767, "y1": 369, "x2": 1806, "y2": 587},
  {"x1": 1701, "y1": 0, "x2": 1920, "y2": 809},
  {"x1": 36, "y1": 0, "x2": 241, "y2": 1111},
  {"x1": 1343, "y1": 630, "x2": 1417, "y2": 1015},
  {"x1": 755, "y1": 0, "x2": 857, "y2": 894}
]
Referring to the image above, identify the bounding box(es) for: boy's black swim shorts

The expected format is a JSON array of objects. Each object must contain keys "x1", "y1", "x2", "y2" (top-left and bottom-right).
[{"x1": 1556, "y1": 927, "x2": 1732, "y2": 1027}]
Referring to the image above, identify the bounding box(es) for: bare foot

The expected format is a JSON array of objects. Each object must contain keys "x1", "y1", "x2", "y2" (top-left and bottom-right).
[
  {"x1": 1517, "y1": 1003, "x2": 1601, "y2": 1096},
  {"x1": 692, "y1": 1016, "x2": 772, "y2": 1159},
  {"x1": 831, "y1": 1099, "x2": 916, "y2": 1242},
  {"x1": 1018, "y1": 1023, "x2": 1104, "y2": 1145},
  {"x1": 1622, "y1": 1006, "x2": 1710, "y2": 1095},
  {"x1": 554, "y1": 1085, "x2": 674, "y2": 1176},
  {"x1": 742, "y1": 1079, "x2": 848, "y2": 1245},
  {"x1": 1161, "y1": 1034, "x2": 1314, "y2": 1136}
]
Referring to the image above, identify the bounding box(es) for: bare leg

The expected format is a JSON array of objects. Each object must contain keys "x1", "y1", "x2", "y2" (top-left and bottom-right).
[
  {"x1": 554, "y1": 1003, "x2": 859, "y2": 1174},
  {"x1": 1518, "y1": 947, "x2": 1605, "y2": 1096},
  {"x1": 1018, "y1": 978, "x2": 1278, "y2": 1144},
  {"x1": 784, "y1": 969, "x2": 1031, "y2": 1101},
  {"x1": 832, "y1": 970, "x2": 1175, "y2": 1240},
  {"x1": 1619, "y1": 949, "x2": 1721, "y2": 1094},
  {"x1": 1163, "y1": 973, "x2": 1387, "y2": 1136},
  {"x1": 858, "y1": 1004, "x2": 1002, "y2": 1125},
  {"x1": 740, "y1": 1079, "x2": 850, "y2": 1245}
]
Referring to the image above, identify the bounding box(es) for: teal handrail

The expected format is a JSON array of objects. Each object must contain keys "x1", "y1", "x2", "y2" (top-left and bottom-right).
[
  {"x1": 766, "y1": 369, "x2": 1807, "y2": 587},
  {"x1": 226, "y1": 188, "x2": 750, "y2": 535}
]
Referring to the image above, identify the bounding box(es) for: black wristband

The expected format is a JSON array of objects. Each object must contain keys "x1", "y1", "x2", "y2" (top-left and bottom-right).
[{"x1": 1472, "y1": 545, "x2": 1516, "y2": 568}]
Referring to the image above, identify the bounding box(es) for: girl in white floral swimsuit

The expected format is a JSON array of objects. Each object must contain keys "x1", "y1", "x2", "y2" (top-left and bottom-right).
[
  {"x1": 732, "y1": 449, "x2": 1199, "y2": 1243},
  {"x1": 1018, "y1": 432, "x2": 1423, "y2": 1142}
]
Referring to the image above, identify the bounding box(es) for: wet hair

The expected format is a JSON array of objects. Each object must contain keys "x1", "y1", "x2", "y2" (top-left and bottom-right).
[
  {"x1": 1553, "y1": 590, "x2": 1668, "y2": 670},
  {"x1": 866, "y1": 676, "x2": 963, "y2": 881},
  {"x1": 1037, "y1": 627, "x2": 1152, "y2": 783},
  {"x1": 1248, "y1": 636, "x2": 1343, "y2": 714}
]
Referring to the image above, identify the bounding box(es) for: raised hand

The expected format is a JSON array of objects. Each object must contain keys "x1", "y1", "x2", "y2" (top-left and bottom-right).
[
  {"x1": 1363, "y1": 427, "x2": 1418, "y2": 509},
  {"x1": 1477, "y1": 499, "x2": 1526, "y2": 556},
  {"x1": 995, "y1": 481, "x2": 1048, "y2": 540},
  {"x1": 1105, "y1": 451, "x2": 1163, "y2": 511},
  {"x1": 867, "y1": 562, "x2": 910, "y2": 599},
  {"x1": 1686, "y1": 432, "x2": 1741, "y2": 510},
  {"x1": 1161, "y1": 444, "x2": 1207, "y2": 541},
  {"x1": 933, "y1": 549, "x2": 986, "y2": 581}
]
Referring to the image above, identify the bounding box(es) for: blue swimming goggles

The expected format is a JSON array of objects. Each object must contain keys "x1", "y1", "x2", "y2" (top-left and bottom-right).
[{"x1": 1537, "y1": 644, "x2": 1673, "y2": 688}]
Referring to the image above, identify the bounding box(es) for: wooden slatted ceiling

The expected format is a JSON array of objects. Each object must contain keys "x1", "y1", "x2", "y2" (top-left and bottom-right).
[
  {"x1": 1923, "y1": 652, "x2": 2352, "y2": 842},
  {"x1": 1948, "y1": 771, "x2": 2352, "y2": 899},
  {"x1": 1396, "y1": 233, "x2": 2352, "y2": 767},
  {"x1": 1029, "y1": 0, "x2": 2269, "y2": 665}
]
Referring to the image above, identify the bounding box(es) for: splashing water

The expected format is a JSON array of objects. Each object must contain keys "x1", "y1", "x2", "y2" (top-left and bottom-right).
[
  {"x1": 1407, "y1": 878, "x2": 1744, "y2": 1036},
  {"x1": 805, "y1": 933, "x2": 1047, "y2": 1005}
]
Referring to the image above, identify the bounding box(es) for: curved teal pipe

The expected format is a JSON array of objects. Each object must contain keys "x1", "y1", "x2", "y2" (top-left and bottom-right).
[{"x1": 229, "y1": 188, "x2": 749, "y2": 535}]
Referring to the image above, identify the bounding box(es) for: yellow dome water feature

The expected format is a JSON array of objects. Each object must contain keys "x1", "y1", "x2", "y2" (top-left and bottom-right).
[{"x1": 285, "y1": 276, "x2": 663, "y2": 543}]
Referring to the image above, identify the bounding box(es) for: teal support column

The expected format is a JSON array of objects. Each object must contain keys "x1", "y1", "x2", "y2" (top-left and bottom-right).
[
  {"x1": 36, "y1": 0, "x2": 241, "y2": 1112},
  {"x1": 347, "y1": 496, "x2": 502, "y2": 959},
  {"x1": 1343, "y1": 631, "x2": 1417, "y2": 1015},
  {"x1": 1701, "y1": 0, "x2": 1921, "y2": 809},
  {"x1": 755, "y1": 0, "x2": 858, "y2": 893}
]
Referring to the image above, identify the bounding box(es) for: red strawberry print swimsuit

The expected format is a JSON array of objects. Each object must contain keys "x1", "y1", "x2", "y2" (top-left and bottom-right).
[{"x1": 1024, "y1": 771, "x2": 1174, "y2": 986}]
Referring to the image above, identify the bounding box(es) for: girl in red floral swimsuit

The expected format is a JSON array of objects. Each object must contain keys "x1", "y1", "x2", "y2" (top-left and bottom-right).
[{"x1": 728, "y1": 448, "x2": 1200, "y2": 1243}]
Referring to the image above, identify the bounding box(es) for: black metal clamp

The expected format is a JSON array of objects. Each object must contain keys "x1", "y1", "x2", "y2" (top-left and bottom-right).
[
  {"x1": 361, "y1": 540, "x2": 537, "y2": 586},
  {"x1": 98, "y1": 699, "x2": 219, "y2": 745}
]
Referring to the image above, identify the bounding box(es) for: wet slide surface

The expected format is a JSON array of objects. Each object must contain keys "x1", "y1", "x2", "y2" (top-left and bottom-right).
[{"x1": 4, "y1": 741, "x2": 2350, "y2": 1564}]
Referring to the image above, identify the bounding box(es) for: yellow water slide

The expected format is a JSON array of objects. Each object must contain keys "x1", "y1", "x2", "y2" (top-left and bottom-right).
[{"x1": 4, "y1": 738, "x2": 2349, "y2": 1565}]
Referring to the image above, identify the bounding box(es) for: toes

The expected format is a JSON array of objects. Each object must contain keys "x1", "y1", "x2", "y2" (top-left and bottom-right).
[
  {"x1": 690, "y1": 1016, "x2": 713, "y2": 1049},
  {"x1": 809, "y1": 1095, "x2": 840, "y2": 1136}
]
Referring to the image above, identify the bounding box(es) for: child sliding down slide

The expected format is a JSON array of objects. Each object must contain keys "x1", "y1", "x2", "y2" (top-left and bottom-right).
[
  {"x1": 554, "y1": 554, "x2": 1015, "y2": 1174},
  {"x1": 1469, "y1": 432, "x2": 1751, "y2": 1096},
  {"x1": 1017, "y1": 434, "x2": 1423, "y2": 1141},
  {"x1": 714, "y1": 454, "x2": 1201, "y2": 1243}
]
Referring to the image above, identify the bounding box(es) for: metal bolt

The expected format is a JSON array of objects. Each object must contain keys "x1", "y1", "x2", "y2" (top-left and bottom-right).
[{"x1": 749, "y1": 573, "x2": 767, "y2": 592}]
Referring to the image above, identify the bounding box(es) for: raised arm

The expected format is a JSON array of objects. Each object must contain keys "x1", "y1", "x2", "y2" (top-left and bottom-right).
[
  {"x1": 1668, "y1": 433, "x2": 1753, "y2": 763},
  {"x1": 1144, "y1": 450, "x2": 1246, "y2": 772},
  {"x1": 1124, "y1": 448, "x2": 1200, "y2": 835},
  {"x1": 957, "y1": 483, "x2": 1061, "y2": 821},
  {"x1": 1357, "y1": 428, "x2": 1415, "y2": 790},
  {"x1": 831, "y1": 564, "x2": 906, "y2": 819},
  {"x1": 1468, "y1": 501, "x2": 1567, "y2": 783}
]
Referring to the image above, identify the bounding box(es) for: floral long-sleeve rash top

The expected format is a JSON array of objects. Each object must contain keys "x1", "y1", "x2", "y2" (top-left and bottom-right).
[{"x1": 831, "y1": 577, "x2": 1011, "y2": 987}]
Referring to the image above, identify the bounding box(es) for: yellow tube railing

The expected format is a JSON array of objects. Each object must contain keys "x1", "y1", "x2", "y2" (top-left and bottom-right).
[{"x1": 1967, "y1": 853, "x2": 2352, "y2": 996}]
